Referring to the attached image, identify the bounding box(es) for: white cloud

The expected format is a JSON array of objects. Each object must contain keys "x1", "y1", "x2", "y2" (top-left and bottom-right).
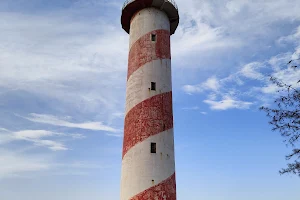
[
  {"x1": 182, "y1": 23, "x2": 300, "y2": 110},
  {"x1": 239, "y1": 62, "x2": 265, "y2": 80},
  {"x1": 278, "y1": 25, "x2": 300, "y2": 61},
  {"x1": 22, "y1": 113, "x2": 120, "y2": 133},
  {"x1": 182, "y1": 55, "x2": 297, "y2": 110},
  {"x1": 112, "y1": 112, "x2": 124, "y2": 118},
  {"x1": 278, "y1": 26, "x2": 300, "y2": 44},
  {"x1": 182, "y1": 106, "x2": 200, "y2": 110},
  {"x1": 183, "y1": 50, "x2": 298, "y2": 110},
  {"x1": 203, "y1": 76, "x2": 221, "y2": 91},
  {"x1": 207, "y1": 93, "x2": 218, "y2": 100},
  {"x1": 260, "y1": 67, "x2": 300, "y2": 94},
  {"x1": 0, "y1": 129, "x2": 85, "y2": 151},
  {"x1": 182, "y1": 76, "x2": 220, "y2": 94},
  {"x1": 169, "y1": 0, "x2": 300, "y2": 73},
  {"x1": 268, "y1": 53, "x2": 292, "y2": 71},
  {"x1": 226, "y1": 1, "x2": 247, "y2": 14},
  {"x1": 12, "y1": 130, "x2": 68, "y2": 151},
  {"x1": 106, "y1": 133, "x2": 123, "y2": 138},
  {"x1": 34, "y1": 140, "x2": 68, "y2": 151},
  {"x1": 0, "y1": 11, "x2": 127, "y2": 120},
  {"x1": 70, "y1": 133, "x2": 86, "y2": 139},
  {"x1": 204, "y1": 96, "x2": 253, "y2": 110},
  {"x1": 13, "y1": 130, "x2": 59, "y2": 140},
  {"x1": 259, "y1": 84, "x2": 279, "y2": 94},
  {"x1": 182, "y1": 85, "x2": 202, "y2": 95},
  {"x1": 172, "y1": 23, "x2": 242, "y2": 59}
]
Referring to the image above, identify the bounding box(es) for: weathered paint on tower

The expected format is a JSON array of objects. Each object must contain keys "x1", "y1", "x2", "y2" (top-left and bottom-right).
[{"x1": 121, "y1": 0, "x2": 179, "y2": 199}]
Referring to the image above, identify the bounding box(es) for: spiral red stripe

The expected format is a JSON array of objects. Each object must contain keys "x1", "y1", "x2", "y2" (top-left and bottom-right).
[
  {"x1": 123, "y1": 91, "x2": 173, "y2": 158},
  {"x1": 127, "y1": 30, "x2": 171, "y2": 80},
  {"x1": 130, "y1": 173, "x2": 176, "y2": 200}
]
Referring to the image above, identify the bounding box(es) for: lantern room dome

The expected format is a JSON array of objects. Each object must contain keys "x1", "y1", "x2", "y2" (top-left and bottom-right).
[{"x1": 121, "y1": 0, "x2": 179, "y2": 35}]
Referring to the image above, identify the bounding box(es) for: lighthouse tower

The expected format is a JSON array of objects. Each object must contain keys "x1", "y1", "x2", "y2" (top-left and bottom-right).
[{"x1": 120, "y1": 0, "x2": 179, "y2": 199}]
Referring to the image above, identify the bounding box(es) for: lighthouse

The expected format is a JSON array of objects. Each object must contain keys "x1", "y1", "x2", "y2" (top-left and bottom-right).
[{"x1": 120, "y1": 0, "x2": 179, "y2": 199}]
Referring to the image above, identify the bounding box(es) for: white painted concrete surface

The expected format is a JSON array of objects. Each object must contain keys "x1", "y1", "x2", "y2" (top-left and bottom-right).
[
  {"x1": 125, "y1": 59, "x2": 172, "y2": 115},
  {"x1": 121, "y1": 129, "x2": 175, "y2": 200},
  {"x1": 129, "y1": 7, "x2": 170, "y2": 48}
]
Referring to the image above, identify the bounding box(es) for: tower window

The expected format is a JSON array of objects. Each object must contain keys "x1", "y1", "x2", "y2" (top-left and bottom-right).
[
  {"x1": 151, "y1": 34, "x2": 156, "y2": 42},
  {"x1": 150, "y1": 143, "x2": 156, "y2": 153},
  {"x1": 151, "y1": 82, "x2": 156, "y2": 91}
]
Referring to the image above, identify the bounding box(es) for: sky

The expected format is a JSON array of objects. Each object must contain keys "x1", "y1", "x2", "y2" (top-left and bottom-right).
[{"x1": 0, "y1": 0, "x2": 300, "y2": 199}]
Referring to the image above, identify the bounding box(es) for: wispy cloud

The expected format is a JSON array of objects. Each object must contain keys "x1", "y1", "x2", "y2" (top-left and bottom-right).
[
  {"x1": 182, "y1": 76, "x2": 220, "y2": 95},
  {"x1": 182, "y1": 25, "x2": 300, "y2": 111},
  {"x1": 13, "y1": 130, "x2": 61, "y2": 140},
  {"x1": 106, "y1": 133, "x2": 123, "y2": 138},
  {"x1": 183, "y1": 53, "x2": 299, "y2": 110},
  {"x1": 0, "y1": 129, "x2": 85, "y2": 151},
  {"x1": 204, "y1": 96, "x2": 253, "y2": 110},
  {"x1": 181, "y1": 106, "x2": 200, "y2": 110},
  {"x1": 277, "y1": 26, "x2": 300, "y2": 45},
  {"x1": 0, "y1": 10, "x2": 127, "y2": 122},
  {"x1": 239, "y1": 62, "x2": 265, "y2": 80},
  {"x1": 13, "y1": 130, "x2": 68, "y2": 151},
  {"x1": 20, "y1": 113, "x2": 120, "y2": 133},
  {"x1": 172, "y1": 0, "x2": 300, "y2": 69},
  {"x1": 0, "y1": 148, "x2": 112, "y2": 179}
]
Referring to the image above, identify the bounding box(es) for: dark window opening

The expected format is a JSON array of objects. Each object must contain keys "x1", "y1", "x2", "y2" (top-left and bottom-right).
[
  {"x1": 151, "y1": 82, "x2": 156, "y2": 91},
  {"x1": 151, "y1": 143, "x2": 156, "y2": 153},
  {"x1": 151, "y1": 34, "x2": 156, "y2": 42}
]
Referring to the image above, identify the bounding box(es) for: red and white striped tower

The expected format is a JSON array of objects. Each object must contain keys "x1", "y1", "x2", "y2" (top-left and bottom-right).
[{"x1": 121, "y1": 0, "x2": 179, "y2": 199}]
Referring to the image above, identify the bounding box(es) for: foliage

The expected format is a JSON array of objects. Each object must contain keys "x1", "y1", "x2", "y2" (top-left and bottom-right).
[{"x1": 260, "y1": 60, "x2": 300, "y2": 176}]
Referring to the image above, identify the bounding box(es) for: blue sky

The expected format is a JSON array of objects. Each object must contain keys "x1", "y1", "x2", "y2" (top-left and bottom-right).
[{"x1": 0, "y1": 0, "x2": 300, "y2": 199}]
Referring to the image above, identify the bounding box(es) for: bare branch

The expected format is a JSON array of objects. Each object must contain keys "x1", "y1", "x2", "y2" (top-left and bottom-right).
[{"x1": 261, "y1": 59, "x2": 300, "y2": 177}]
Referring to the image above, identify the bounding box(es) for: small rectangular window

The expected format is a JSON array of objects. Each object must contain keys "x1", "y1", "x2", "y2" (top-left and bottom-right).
[
  {"x1": 151, "y1": 82, "x2": 156, "y2": 91},
  {"x1": 151, "y1": 34, "x2": 156, "y2": 42},
  {"x1": 150, "y1": 143, "x2": 156, "y2": 153}
]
